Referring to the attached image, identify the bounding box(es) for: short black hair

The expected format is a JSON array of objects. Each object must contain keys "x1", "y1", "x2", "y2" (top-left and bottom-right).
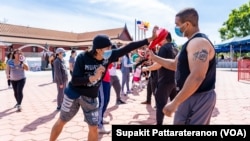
[
  {"x1": 166, "y1": 32, "x2": 172, "y2": 42},
  {"x1": 71, "y1": 50, "x2": 76, "y2": 54},
  {"x1": 176, "y1": 8, "x2": 199, "y2": 27}
]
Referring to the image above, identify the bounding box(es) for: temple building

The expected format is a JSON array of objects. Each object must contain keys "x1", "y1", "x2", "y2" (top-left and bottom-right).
[{"x1": 0, "y1": 23, "x2": 133, "y2": 62}]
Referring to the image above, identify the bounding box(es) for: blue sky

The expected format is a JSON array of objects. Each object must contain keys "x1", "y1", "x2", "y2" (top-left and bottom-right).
[{"x1": 0, "y1": 0, "x2": 249, "y2": 45}]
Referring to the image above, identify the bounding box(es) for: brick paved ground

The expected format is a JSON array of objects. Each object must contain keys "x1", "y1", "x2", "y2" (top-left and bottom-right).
[{"x1": 0, "y1": 68, "x2": 249, "y2": 141}]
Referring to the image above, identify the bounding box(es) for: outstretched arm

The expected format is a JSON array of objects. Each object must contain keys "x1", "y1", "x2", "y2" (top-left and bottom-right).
[
  {"x1": 109, "y1": 26, "x2": 158, "y2": 62},
  {"x1": 22, "y1": 62, "x2": 29, "y2": 71},
  {"x1": 5, "y1": 63, "x2": 10, "y2": 79},
  {"x1": 149, "y1": 50, "x2": 177, "y2": 71},
  {"x1": 142, "y1": 61, "x2": 161, "y2": 72}
]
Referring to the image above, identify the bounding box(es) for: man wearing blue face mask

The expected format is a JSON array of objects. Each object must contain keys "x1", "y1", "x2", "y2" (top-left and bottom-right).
[
  {"x1": 53, "y1": 48, "x2": 69, "y2": 111},
  {"x1": 149, "y1": 8, "x2": 216, "y2": 125},
  {"x1": 49, "y1": 27, "x2": 158, "y2": 141}
]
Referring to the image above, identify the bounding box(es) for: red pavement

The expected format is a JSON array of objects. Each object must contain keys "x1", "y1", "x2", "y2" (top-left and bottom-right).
[{"x1": 0, "y1": 68, "x2": 250, "y2": 141}]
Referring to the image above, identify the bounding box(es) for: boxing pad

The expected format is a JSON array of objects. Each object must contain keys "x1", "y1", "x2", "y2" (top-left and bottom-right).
[{"x1": 148, "y1": 28, "x2": 168, "y2": 50}]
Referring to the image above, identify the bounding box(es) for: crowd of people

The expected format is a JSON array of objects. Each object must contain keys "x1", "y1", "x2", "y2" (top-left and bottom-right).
[{"x1": 5, "y1": 7, "x2": 217, "y2": 141}]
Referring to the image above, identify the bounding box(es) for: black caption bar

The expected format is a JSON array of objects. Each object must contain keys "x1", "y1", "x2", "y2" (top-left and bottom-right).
[{"x1": 112, "y1": 125, "x2": 250, "y2": 140}]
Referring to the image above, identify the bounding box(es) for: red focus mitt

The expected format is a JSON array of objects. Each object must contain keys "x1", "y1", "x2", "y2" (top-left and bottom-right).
[{"x1": 148, "y1": 28, "x2": 168, "y2": 50}]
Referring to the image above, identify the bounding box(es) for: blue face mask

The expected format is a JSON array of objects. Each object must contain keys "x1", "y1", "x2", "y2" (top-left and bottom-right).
[
  {"x1": 175, "y1": 26, "x2": 183, "y2": 37},
  {"x1": 102, "y1": 50, "x2": 112, "y2": 60},
  {"x1": 63, "y1": 53, "x2": 66, "y2": 57},
  {"x1": 175, "y1": 23, "x2": 187, "y2": 37}
]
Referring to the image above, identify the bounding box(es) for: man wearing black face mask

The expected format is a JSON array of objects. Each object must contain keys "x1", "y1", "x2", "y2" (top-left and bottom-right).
[
  {"x1": 49, "y1": 27, "x2": 158, "y2": 141},
  {"x1": 148, "y1": 8, "x2": 216, "y2": 125}
]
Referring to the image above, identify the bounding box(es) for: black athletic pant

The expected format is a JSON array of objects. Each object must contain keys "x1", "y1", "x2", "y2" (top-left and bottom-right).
[
  {"x1": 145, "y1": 71, "x2": 157, "y2": 102},
  {"x1": 11, "y1": 78, "x2": 26, "y2": 105},
  {"x1": 155, "y1": 82, "x2": 176, "y2": 125}
]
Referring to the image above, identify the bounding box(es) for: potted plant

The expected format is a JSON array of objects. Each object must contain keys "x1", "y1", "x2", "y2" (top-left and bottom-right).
[{"x1": 0, "y1": 60, "x2": 6, "y2": 70}]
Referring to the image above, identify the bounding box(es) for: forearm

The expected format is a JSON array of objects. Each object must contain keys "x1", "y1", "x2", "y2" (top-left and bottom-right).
[
  {"x1": 112, "y1": 39, "x2": 150, "y2": 59},
  {"x1": 22, "y1": 63, "x2": 29, "y2": 71},
  {"x1": 69, "y1": 63, "x2": 73, "y2": 71},
  {"x1": 89, "y1": 75, "x2": 99, "y2": 83},
  {"x1": 147, "y1": 62, "x2": 161, "y2": 71},
  {"x1": 5, "y1": 66, "x2": 10, "y2": 76},
  {"x1": 172, "y1": 73, "x2": 204, "y2": 105},
  {"x1": 152, "y1": 55, "x2": 176, "y2": 71}
]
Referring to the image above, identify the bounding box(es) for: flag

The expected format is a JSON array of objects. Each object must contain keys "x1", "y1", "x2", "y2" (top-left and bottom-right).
[
  {"x1": 139, "y1": 22, "x2": 145, "y2": 29},
  {"x1": 144, "y1": 22, "x2": 150, "y2": 30},
  {"x1": 137, "y1": 20, "x2": 150, "y2": 30},
  {"x1": 136, "y1": 20, "x2": 144, "y2": 29},
  {"x1": 136, "y1": 20, "x2": 150, "y2": 40},
  {"x1": 136, "y1": 20, "x2": 142, "y2": 24}
]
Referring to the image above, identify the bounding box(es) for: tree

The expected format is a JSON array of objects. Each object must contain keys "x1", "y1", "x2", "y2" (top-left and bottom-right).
[{"x1": 219, "y1": 1, "x2": 250, "y2": 40}]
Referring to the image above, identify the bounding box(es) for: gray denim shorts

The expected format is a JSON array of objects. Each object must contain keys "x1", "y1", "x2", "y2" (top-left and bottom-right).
[{"x1": 60, "y1": 94, "x2": 99, "y2": 126}]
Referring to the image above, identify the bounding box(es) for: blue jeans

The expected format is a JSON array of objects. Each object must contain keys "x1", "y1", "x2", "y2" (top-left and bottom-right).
[
  {"x1": 98, "y1": 81, "x2": 111, "y2": 128},
  {"x1": 121, "y1": 71, "x2": 130, "y2": 93}
]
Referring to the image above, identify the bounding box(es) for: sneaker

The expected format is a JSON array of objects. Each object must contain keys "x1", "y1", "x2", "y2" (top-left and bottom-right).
[
  {"x1": 17, "y1": 105, "x2": 22, "y2": 112},
  {"x1": 98, "y1": 127, "x2": 110, "y2": 134},
  {"x1": 116, "y1": 99, "x2": 126, "y2": 105},
  {"x1": 14, "y1": 103, "x2": 18, "y2": 108},
  {"x1": 126, "y1": 90, "x2": 132, "y2": 94},
  {"x1": 121, "y1": 91, "x2": 125, "y2": 95},
  {"x1": 141, "y1": 101, "x2": 151, "y2": 105}
]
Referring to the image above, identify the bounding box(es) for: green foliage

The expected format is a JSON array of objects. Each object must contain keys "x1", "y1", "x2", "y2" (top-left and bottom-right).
[{"x1": 219, "y1": 1, "x2": 250, "y2": 40}]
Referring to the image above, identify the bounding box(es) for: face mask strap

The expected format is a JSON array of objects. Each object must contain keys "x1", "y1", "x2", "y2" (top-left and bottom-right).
[
  {"x1": 181, "y1": 22, "x2": 188, "y2": 36},
  {"x1": 102, "y1": 50, "x2": 112, "y2": 60}
]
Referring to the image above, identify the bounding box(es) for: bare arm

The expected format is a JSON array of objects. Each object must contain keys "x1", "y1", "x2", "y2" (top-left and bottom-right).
[
  {"x1": 69, "y1": 63, "x2": 73, "y2": 71},
  {"x1": 22, "y1": 62, "x2": 29, "y2": 71},
  {"x1": 172, "y1": 38, "x2": 214, "y2": 105},
  {"x1": 5, "y1": 64, "x2": 10, "y2": 79},
  {"x1": 149, "y1": 50, "x2": 177, "y2": 71},
  {"x1": 143, "y1": 62, "x2": 161, "y2": 72}
]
